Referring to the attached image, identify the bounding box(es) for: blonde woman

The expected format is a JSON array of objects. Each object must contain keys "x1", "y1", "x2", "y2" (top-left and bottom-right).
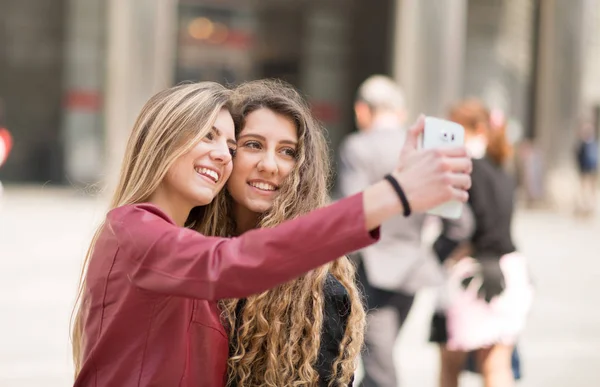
[
  {"x1": 217, "y1": 79, "x2": 363, "y2": 386},
  {"x1": 71, "y1": 82, "x2": 472, "y2": 387}
]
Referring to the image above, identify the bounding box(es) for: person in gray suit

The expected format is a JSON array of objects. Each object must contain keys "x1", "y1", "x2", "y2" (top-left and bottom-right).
[{"x1": 338, "y1": 75, "x2": 473, "y2": 387}]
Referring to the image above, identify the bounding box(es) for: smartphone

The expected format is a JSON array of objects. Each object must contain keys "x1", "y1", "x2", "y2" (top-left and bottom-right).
[{"x1": 422, "y1": 116, "x2": 465, "y2": 219}]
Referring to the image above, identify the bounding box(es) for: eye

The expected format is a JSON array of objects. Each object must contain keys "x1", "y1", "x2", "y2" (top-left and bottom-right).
[
  {"x1": 243, "y1": 140, "x2": 261, "y2": 150},
  {"x1": 229, "y1": 147, "x2": 237, "y2": 157},
  {"x1": 204, "y1": 130, "x2": 215, "y2": 141},
  {"x1": 282, "y1": 148, "x2": 297, "y2": 158}
]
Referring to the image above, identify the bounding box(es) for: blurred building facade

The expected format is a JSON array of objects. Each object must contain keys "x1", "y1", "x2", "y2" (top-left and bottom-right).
[{"x1": 1, "y1": 0, "x2": 599, "y2": 204}]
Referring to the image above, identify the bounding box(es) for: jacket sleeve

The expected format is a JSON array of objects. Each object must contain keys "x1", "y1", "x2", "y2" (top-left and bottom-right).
[{"x1": 110, "y1": 193, "x2": 379, "y2": 300}]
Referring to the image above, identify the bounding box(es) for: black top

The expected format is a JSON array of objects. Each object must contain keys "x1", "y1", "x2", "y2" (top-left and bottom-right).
[
  {"x1": 230, "y1": 273, "x2": 352, "y2": 387},
  {"x1": 468, "y1": 157, "x2": 517, "y2": 258},
  {"x1": 316, "y1": 273, "x2": 353, "y2": 386}
]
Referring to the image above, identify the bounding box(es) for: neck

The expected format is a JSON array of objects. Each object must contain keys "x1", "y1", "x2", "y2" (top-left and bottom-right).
[
  {"x1": 148, "y1": 186, "x2": 192, "y2": 227},
  {"x1": 233, "y1": 203, "x2": 261, "y2": 235}
]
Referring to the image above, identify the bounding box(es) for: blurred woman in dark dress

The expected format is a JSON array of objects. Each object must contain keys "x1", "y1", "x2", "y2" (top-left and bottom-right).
[{"x1": 431, "y1": 100, "x2": 533, "y2": 387}]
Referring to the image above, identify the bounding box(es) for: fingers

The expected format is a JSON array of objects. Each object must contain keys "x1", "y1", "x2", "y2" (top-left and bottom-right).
[
  {"x1": 451, "y1": 186, "x2": 469, "y2": 202},
  {"x1": 404, "y1": 114, "x2": 425, "y2": 150},
  {"x1": 438, "y1": 155, "x2": 473, "y2": 174},
  {"x1": 435, "y1": 146, "x2": 469, "y2": 158},
  {"x1": 448, "y1": 173, "x2": 472, "y2": 191}
]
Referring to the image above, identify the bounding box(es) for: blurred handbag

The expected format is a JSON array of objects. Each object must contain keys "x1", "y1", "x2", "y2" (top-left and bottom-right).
[{"x1": 444, "y1": 252, "x2": 534, "y2": 351}]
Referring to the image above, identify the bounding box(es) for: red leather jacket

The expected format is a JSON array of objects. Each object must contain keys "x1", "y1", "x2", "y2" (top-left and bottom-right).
[{"x1": 74, "y1": 193, "x2": 379, "y2": 387}]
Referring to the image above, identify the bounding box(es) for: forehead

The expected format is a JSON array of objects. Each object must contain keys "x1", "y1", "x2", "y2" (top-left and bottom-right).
[{"x1": 241, "y1": 108, "x2": 298, "y2": 141}]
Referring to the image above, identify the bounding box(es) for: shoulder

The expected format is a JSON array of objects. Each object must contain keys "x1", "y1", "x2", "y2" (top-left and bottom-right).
[
  {"x1": 471, "y1": 158, "x2": 515, "y2": 192},
  {"x1": 471, "y1": 157, "x2": 488, "y2": 173},
  {"x1": 108, "y1": 203, "x2": 176, "y2": 226},
  {"x1": 106, "y1": 203, "x2": 181, "y2": 249},
  {"x1": 339, "y1": 132, "x2": 364, "y2": 154},
  {"x1": 471, "y1": 158, "x2": 498, "y2": 182}
]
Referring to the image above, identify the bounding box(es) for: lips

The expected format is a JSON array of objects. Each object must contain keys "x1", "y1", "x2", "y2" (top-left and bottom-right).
[
  {"x1": 248, "y1": 180, "x2": 278, "y2": 191},
  {"x1": 194, "y1": 166, "x2": 220, "y2": 183}
]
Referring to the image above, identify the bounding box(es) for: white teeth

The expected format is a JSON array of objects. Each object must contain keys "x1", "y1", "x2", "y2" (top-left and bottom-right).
[
  {"x1": 249, "y1": 182, "x2": 277, "y2": 191},
  {"x1": 195, "y1": 167, "x2": 219, "y2": 182}
]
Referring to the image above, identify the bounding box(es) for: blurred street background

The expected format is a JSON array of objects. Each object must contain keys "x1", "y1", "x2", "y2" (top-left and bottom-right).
[{"x1": 1, "y1": 0, "x2": 600, "y2": 386}]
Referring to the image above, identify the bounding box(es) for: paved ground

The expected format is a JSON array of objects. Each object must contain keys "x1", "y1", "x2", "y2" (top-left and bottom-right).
[{"x1": 1, "y1": 185, "x2": 599, "y2": 387}]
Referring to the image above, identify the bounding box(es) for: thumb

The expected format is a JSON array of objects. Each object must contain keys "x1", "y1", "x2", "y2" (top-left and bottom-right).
[{"x1": 403, "y1": 115, "x2": 425, "y2": 151}]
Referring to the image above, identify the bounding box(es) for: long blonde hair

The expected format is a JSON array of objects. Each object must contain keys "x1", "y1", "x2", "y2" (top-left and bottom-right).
[
  {"x1": 71, "y1": 82, "x2": 232, "y2": 376},
  {"x1": 217, "y1": 80, "x2": 366, "y2": 386}
]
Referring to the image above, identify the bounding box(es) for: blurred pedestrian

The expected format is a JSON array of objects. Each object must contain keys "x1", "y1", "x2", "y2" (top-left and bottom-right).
[
  {"x1": 338, "y1": 75, "x2": 473, "y2": 387},
  {"x1": 575, "y1": 120, "x2": 598, "y2": 216},
  {"x1": 430, "y1": 99, "x2": 533, "y2": 387}
]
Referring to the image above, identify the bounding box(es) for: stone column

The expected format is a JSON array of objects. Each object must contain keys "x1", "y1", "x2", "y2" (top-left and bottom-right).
[
  {"x1": 61, "y1": 0, "x2": 105, "y2": 185},
  {"x1": 299, "y1": 3, "x2": 352, "y2": 155},
  {"x1": 534, "y1": 0, "x2": 596, "y2": 209},
  {"x1": 393, "y1": 0, "x2": 467, "y2": 120},
  {"x1": 582, "y1": 1, "x2": 600, "y2": 113},
  {"x1": 103, "y1": 0, "x2": 178, "y2": 192}
]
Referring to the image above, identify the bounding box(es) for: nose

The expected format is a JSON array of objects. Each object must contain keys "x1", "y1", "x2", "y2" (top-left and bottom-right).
[
  {"x1": 210, "y1": 142, "x2": 232, "y2": 165},
  {"x1": 257, "y1": 151, "x2": 278, "y2": 175}
]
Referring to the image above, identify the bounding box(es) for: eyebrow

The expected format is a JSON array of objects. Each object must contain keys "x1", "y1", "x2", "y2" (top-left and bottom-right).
[
  {"x1": 212, "y1": 126, "x2": 237, "y2": 147},
  {"x1": 238, "y1": 133, "x2": 297, "y2": 146}
]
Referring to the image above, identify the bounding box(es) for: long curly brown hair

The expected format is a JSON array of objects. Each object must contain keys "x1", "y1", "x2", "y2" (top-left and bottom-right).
[{"x1": 213, "y1": 79, "x2": 366, "y2": 386}]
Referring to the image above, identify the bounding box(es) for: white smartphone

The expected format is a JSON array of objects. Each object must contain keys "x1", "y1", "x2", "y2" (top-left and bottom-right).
[{"x1": 421, "y1": 116, "x2": 465, "y2": 219}]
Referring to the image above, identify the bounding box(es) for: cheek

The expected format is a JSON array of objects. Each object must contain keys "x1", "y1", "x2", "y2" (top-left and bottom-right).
[
  {"x1": 165, "y1": 157, "x2": 189, "y2": 186},
  {"x1": 220, "y1": 162, "x2": 233, "y2": 185},
  {"x1": 279, "y1": 160, "x2": 296, "y2": 179},
  {"x1": 227, "y1": 160, "x2": 250, "y2": 198},
  {"x1": 231, "y1": 153, "x2": 256, "y2": 180}
]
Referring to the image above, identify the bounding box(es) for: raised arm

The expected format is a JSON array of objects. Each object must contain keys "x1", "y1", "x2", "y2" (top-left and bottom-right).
[
  {"x1": 114, "y1": 116, "x2": 471, "y2": 301},
  {"x1": 112, "y1": 193, "x2": 377, "y2": 300}
]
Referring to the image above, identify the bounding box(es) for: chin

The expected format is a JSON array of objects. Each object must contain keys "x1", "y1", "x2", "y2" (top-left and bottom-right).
[
  {"x1": 189, "y1": 189, "x2": 217, "y2": 207},
  {"x1": 190, "y1": 197, "x2": 213, "y2": 208},
  {"x1": 247, "y1": 200, "x2": 273, "y2": 214}
]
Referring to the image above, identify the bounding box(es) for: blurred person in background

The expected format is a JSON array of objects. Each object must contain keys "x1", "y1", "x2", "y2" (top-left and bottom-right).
[
  {"x1": 338, "y1": 75, "x2": 473, "y2": 387},
  {"x1": 219, "y1": 79, "x2": 364, "y2": 387},
  {"x1": 430, "y1": 99, "x2": 533, "y2": 387},
  {"x1": 71, "y1": 81, "x2": 473, "y2": 387},
  {"x1": 575, "y1": 119, "x2": 598, "y2": 216},
  {"x1": 516, "y1": 140, "x2": 545, "y2": 207}
]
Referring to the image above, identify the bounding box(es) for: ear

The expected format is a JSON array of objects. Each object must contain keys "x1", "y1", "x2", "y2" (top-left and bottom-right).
[{"x1": 354, "y1": 102, "x2": 372, "y2": 130}]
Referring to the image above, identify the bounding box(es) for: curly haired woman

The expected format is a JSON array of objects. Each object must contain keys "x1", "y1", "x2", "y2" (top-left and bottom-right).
[{"x1": 213, "y1": 79, "x2": 364, "y2": 386}]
